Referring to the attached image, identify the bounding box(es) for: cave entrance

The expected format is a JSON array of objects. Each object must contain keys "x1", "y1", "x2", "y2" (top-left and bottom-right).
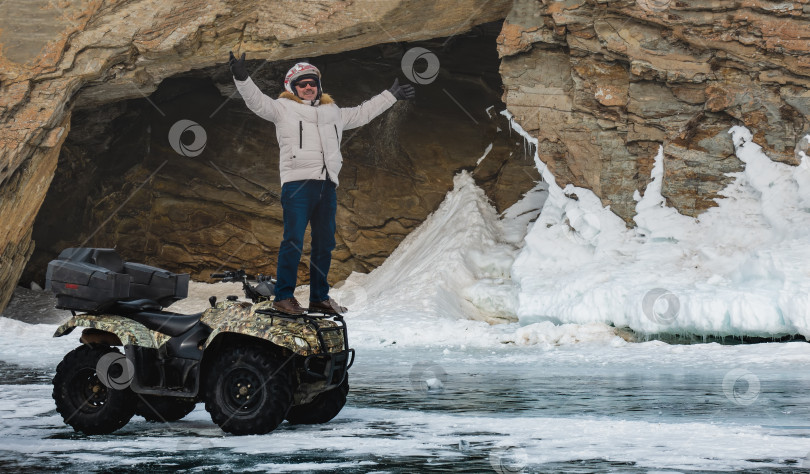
[{"x1": 23, "y1": 20, "x2": 539, "y2": 287}]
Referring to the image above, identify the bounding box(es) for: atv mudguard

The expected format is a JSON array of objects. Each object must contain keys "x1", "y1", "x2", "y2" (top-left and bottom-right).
[
  {"x1": 201, "y1": 300, "x2": 345, "y2": 357},
  {"x1": 53, "y1": 314, "x2": 171, "y2": 349}
]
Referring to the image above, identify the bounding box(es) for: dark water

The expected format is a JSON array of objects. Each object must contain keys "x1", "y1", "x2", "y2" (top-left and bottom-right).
[{"x1": 0, "y1": 360, "x2": 53, "y2": 385}]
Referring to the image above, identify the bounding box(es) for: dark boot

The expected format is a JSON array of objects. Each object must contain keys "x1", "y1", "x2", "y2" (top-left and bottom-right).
[
  {"x1": 308, "y1": 298, "x2": 347, "y2": 315},
  {"x1": 273, "y1": 297, "x2": 306, "y2": 315}
]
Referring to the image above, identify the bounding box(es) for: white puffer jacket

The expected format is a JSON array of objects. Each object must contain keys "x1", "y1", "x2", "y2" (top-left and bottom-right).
[{"x1": 234, "y1": 77, "x2": 397, "y2": 187}]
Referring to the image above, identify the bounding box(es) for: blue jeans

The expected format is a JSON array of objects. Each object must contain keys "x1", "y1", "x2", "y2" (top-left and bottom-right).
[{"x1": 275, "y1": 179, "x2": 337, "y2": 303}]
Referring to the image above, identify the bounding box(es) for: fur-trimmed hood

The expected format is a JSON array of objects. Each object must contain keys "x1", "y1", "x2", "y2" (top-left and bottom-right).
[{"x1": 279, "y1": 90, "x2": 335, "y2": 105}]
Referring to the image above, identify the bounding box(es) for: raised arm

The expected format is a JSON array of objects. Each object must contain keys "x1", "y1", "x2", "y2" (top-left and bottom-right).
[
  {"x1": 340, "y1": 78, "x2": 414, "y2": 130},
  {"x1": 229, "y1": 51, "x2": 281, "y2": 123},
  {"x1": 340, "y1": 90, "x2": 397, "y2": 130}
]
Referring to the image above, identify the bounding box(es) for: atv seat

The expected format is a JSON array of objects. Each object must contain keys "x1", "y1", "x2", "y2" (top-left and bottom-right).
[
  {"x1": 116, "y1": 299, "x2": 162, "y2": 312},
  {"x1": 113, "y1": 300, "x2": 202, "y2": 337}
]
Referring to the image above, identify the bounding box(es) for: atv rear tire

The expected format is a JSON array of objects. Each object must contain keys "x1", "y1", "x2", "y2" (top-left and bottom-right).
[
  {"x1": 136, "y1": 395, "x2": 196, "y2": 422},
  {"x1": 52, "y1": 344, "x2": 137, "y2": 434},
  {"x1": 203, "y1": 344, "x2": 294, "y2": 435},
  {"x1": 286, "y1": 375, "x2": 349, "y2": 424}
]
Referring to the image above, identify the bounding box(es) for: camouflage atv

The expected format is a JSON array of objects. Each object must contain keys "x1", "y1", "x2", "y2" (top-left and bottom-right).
[{"x1": 47, "y1": 248, "x2": 354, "y2": 435}]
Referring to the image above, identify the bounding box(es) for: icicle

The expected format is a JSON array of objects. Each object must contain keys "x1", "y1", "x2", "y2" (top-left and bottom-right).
[
  {"x1": 525, "y1": 135, "x2": 530, "y2": 160},
  {"x1": 523, "y1": 136, "x2": 527, "y2": 160}
]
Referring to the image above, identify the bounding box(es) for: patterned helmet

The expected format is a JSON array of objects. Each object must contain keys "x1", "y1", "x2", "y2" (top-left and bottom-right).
[{"x1": 284, "y1": 62, "x2": 322, "y2": 94}]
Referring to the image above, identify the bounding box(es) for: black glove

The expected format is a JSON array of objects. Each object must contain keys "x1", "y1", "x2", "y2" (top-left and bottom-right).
[
  {"x1": 229, "y1": 51, "x2": 248, "y2": 81},
  {"x1": 388, "y1": 78, "x2": 415, "y2": 101}
]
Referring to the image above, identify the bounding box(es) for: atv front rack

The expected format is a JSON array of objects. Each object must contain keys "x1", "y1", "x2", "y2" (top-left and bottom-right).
[{"x1": 254, "y1": 310, "x2": 355, "y2": 386}]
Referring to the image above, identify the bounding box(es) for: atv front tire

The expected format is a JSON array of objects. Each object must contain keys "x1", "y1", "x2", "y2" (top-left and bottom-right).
[
  {"x1": 286, "y1": 375, "x2": 349, "y2": 424},
  {"x1": 52, "y1": 345, "x2": 137, "y2": 434},
  {"x1": 203, "y1": 344, "x2": 294, "y2": 435},
  {"x1": 136, "y1": 395, "x2": 196, "y2": 422}
]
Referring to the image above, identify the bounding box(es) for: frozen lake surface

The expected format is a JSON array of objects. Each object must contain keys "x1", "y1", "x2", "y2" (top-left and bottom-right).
[{"x1": 3, "y1": 338, "x2": 810, "y2": 473}]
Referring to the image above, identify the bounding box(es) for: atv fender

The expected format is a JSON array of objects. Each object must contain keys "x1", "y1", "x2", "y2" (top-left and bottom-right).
[
  {"x1": 200, "y1": 300, "x2": 344, "y2": 357},
  {"x1": 53, "y1": 314, "x2": 170, "y2": 349},
  {"x1": 80, "y1": 328, "x2": 123, "y2": 346}
]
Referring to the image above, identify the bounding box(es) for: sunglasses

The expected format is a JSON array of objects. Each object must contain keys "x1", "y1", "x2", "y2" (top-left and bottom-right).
[{"x1": 295, "y1": 80, "x2": 318, "y2": 89}]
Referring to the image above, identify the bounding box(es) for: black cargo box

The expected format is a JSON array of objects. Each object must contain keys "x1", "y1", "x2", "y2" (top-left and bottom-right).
[
  {"x1": 45, "y1": 248, "x2": 189, "y2": 312},
  {"x1": 46, "y1": 248, "x2": 131, "y2": 312},
  {"x1": 124, "y1": 262, "x2": 190, "y2": 308}
]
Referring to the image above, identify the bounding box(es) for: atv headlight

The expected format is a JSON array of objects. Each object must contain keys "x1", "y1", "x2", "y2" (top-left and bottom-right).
[{"x1": 293, "y1": 336, "x2": 309, "y2": 349}]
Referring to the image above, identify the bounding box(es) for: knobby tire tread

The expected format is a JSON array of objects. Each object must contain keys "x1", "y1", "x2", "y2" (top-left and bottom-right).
[
  {"x1": 52, "y1": 344, "x2": 136, "y2": 435},
  {"x1": 203, "y1": 344, "x2": 294, "y2": 435}
]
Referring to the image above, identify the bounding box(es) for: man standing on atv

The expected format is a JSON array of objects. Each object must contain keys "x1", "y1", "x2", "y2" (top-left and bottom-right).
[{"x1": 228, "y1": 52, "x2": 415, "y2": 315}]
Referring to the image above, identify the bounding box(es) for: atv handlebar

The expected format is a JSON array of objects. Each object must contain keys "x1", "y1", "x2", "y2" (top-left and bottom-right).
[
  {"x1": 210, "y1": 269, "x2": 276, "y2": 302},
  {"x1": 211, "y1": 270, "x2": 275, "y2": 283},
  {"x1": 210, "y1": 270, "x2": 250, "y2": 282}
]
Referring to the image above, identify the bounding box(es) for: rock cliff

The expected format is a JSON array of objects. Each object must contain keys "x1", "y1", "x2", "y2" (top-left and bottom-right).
[{"x1": 498, "y1": 0, "x2": 810, "y2": 221}]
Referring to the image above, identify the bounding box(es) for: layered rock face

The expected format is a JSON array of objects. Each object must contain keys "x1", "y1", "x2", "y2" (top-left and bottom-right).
[{"x1": 498, "y1": 0, "x2": 810, "y2": 222}]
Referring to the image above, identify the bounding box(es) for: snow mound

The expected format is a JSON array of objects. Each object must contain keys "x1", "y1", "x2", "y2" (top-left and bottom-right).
[
  {"x1": 338, "y1": 171, "x2": 624, "y2": 348},
  {"x1": 509, "y1": 115, "x2": 810, "y2": 338},
  {"x1": 343, "y1": 112, "x2": 810, "y2": 342}
]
